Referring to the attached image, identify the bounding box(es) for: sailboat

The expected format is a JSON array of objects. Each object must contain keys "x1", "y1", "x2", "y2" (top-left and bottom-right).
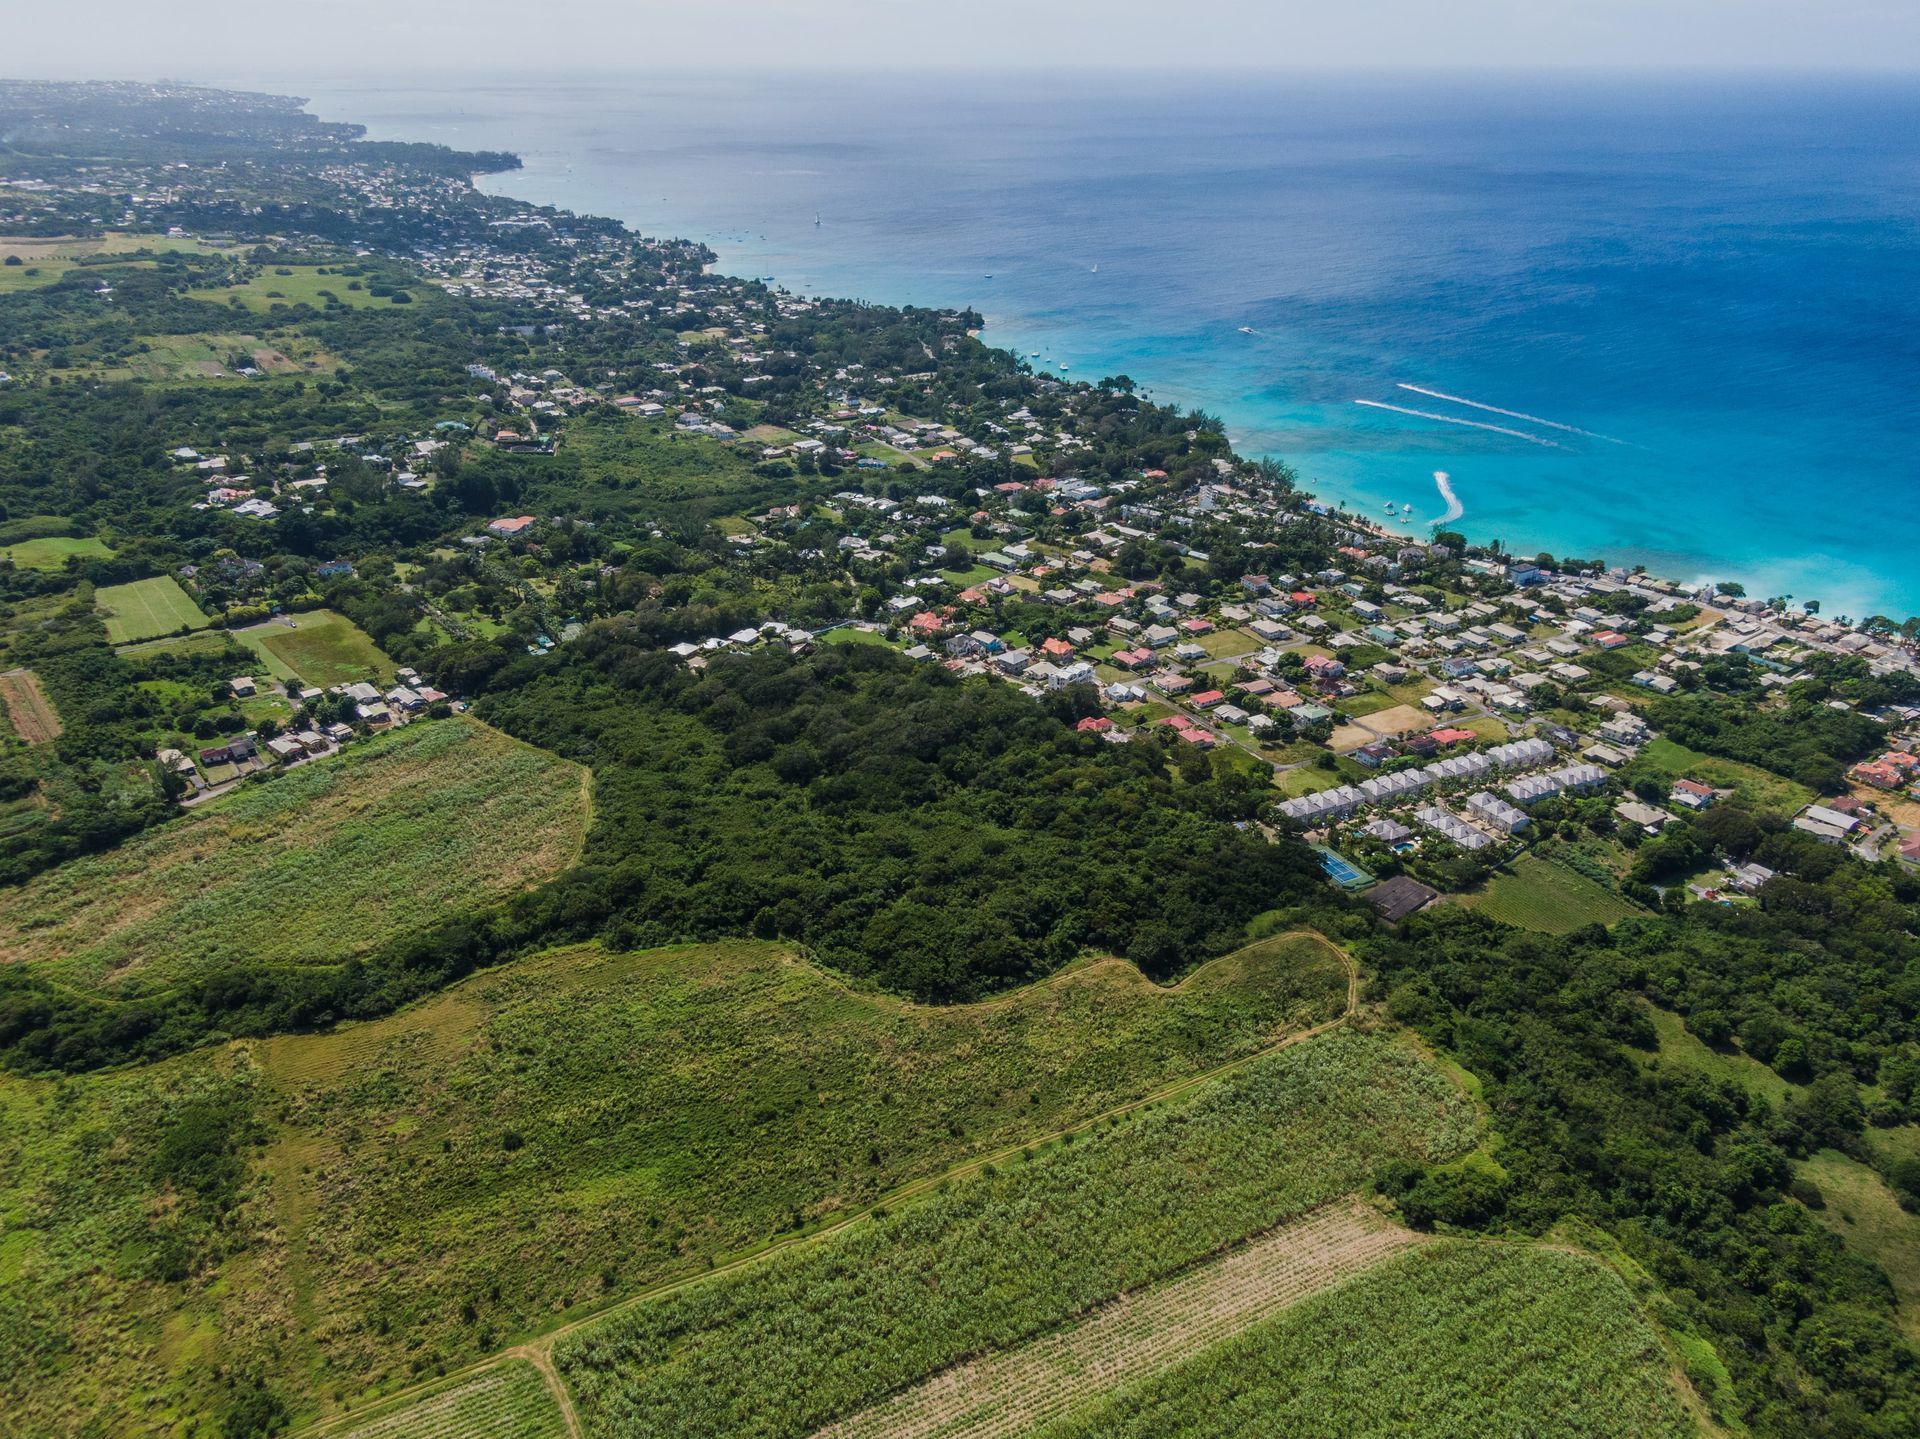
[
  {"x1": 813, "y1": 214, "x2": 820, "y2": 226},
  {"x1": 1090, "y1": 263, "x2": 1099, "y2": 273}
]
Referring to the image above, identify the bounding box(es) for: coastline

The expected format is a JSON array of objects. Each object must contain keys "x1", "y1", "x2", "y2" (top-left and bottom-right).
[{"x1": 284, "y1": 78, "x2": 1920, "y2": 625}]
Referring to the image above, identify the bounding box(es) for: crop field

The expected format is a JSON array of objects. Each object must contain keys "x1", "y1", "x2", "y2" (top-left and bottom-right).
[
  {"x1": 94, "y1": 575, "x2": 210, "y2": 642},
  {"x1": 0, "y1": 667, "x2": 61, "y2": 743},
  {"x1": 1027, "y1": 1242, "x2": 1692, "y2": 1438},
  {"x1": 0, "y1": 717, "x2": 590, "y2": 994},
  {"x1": 818, "y1": 1200, "x2": 1423, "y2": 1439},
  {"x1": 553, "y1": 1028, "x2": 1476, "y2": 1439},
  {"x1": 113, "y1": 629, "x2": 248, "y2": 663},
  {"x1": 324, "y1": 1362, "x2": 567, "y2": 1439},
  {"x1": 234, "y1": 609, "x2": 395, "y2": 686},
  {"x1": 0, "y1": 932, "x2": 1356, "y2": 1428},
  {"x1": 0, "y1": 535, "x2": 112, "y2": 569},
  {"x1": 1459, "y1": 853, "x2": 1640, "y2": 933}
]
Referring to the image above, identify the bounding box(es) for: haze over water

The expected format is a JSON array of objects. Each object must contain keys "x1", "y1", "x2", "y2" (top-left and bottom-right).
[{"x1": 293, "y1": 71, "x2": 1920, "y2": 620}]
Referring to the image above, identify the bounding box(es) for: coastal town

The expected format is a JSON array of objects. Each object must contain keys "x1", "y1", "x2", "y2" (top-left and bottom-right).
[{"x1": 3, "y1": 79, "x2": 1920, "y2": 1439}]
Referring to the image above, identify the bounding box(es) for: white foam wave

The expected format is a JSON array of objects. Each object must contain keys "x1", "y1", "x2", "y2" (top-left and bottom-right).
[
  {"x1": 1432, "y1": 470, "x2": 1464, "y2": 525},
  {"x1": 1352, "y1": 399, "x2": 1561, "y2": 448},
  {"x1": 1397, "y1": 384, "x2": 1621, "y2": 444}
]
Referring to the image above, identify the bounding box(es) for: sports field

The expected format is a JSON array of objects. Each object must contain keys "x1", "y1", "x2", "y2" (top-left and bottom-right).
[{"x1": 94, "y1": 575, "x2": 210, "y2": 643}]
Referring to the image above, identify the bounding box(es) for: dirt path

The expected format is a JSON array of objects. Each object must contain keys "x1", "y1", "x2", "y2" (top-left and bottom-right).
[
  {"x1": 284, "y1": 932, "x2": 1360, "y2": 1439},
  {"x1": 0, "y1": 667, "x2": 61, "y2": 743},
  {"x1": 813, "y1": 1198, "x2": 1422, "y2": 1439}
]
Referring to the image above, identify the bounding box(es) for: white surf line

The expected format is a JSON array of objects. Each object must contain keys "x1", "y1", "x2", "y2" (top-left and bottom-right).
[
  {"x1": 1352, "y1": 399, "x2": 1561, "y2": 448},
  {"x1": 1432, "y1": 470, "x2": 1464, "y2": 525},
  {"x1": 1396, "y1": 384, "x2": 1622, "y2": 444}
]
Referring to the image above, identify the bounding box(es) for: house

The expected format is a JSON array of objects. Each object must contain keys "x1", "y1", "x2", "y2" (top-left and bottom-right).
[
  {"x1": 486, "y1": 515, "x2": 536, "y2": 538},
  {"x1": 228, "y1": 676, "x2": 257, "y2": 698},
  {"x1": 1616, "y1": 800, "x2": 1676, "y2": 834},
  {"x1": 1303, "y1": 654, "x2": 1346, "y2": 680},
  {"x1": 1191, "y1": 689, "x2": 1226, "y2": 709},
  {"x1": 1670, "y1": 779, "x2": 1717, "y2": 810},
  {"x1": 1794, "y1": 804, "x2": 1864, "y2": 844},
  {"x1": 1361, "y1": 818, "x2": 1414, "y2": 844},
  {"x1": 1076, "y1": 715, "x2": 1114, "y2": 734},
  {"x1": 1851, "y1": 759, "x2": 1907, "y2": 790},
  {"x1": 1727, "y1": 862, "x2": 1779, "y2": 892}
]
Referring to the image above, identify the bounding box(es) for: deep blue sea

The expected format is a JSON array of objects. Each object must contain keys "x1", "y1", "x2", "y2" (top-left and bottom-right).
[{"x1": 281, "y1": 72, "x2": 1920, "y2": 619}]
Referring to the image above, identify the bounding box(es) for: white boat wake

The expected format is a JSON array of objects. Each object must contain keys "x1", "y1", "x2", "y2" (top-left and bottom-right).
[
  {"x1": 1397, "y1": 384, "x2": 1622, "y2": 444},
  {"x1": 1352, "y1": 399, "x2": 1561, "y2": 448},
  {"x1": 1432, "y1": 470, "x2": 1464, "y2": 524}
]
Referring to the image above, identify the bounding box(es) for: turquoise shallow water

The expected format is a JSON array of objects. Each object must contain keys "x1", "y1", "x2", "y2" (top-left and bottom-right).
[{"x1": 286, "y1": 71, "x2": 1920, "y2": 620}]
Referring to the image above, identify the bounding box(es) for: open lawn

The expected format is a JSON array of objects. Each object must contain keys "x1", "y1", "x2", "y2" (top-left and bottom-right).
[
  {"x1": 1798, "y1": 1150, "x2": 1920, "y2": 1346},
  {"x1": 1629, "y1": 736, "x2": 1816, "y2": 816},
  {"x1": 0, "y1": 931, "x2": 1355, "y2": 1431},
  {"x1": 234, "y1": 609, "x2": 394, "y2": 686},
  {"x1": 114, "y1": 629, "x2": 248, "y2": 664},
  {"x1": 94, "y1": 575, "x2": 210, "y2": 643},
  {"x1": 1027, "y1": 1242, "x2": 1693, "y2": 1439},
  {"x1": 1459, "y1": 854, "x2": 1640, "y2": 933},
  {"x1": 186, "y1": 263, "x2": 392, "y2": 313},
  {"x1": 0, "y1": 535, "x2": 112, "y2": 569},
  {"x1": 0, "y1": 717, "x2": 589, "y2": 996}
]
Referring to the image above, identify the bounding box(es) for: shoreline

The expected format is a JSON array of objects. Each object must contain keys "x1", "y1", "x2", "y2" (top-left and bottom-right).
[{"x1": 391, "y1": 96, "x2": 1920, "y2": 624}]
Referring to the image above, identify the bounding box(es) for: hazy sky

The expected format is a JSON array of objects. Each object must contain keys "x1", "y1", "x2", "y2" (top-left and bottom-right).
[{"x1": 11, "y1": 0, "x2": 1920, "y2": 78}]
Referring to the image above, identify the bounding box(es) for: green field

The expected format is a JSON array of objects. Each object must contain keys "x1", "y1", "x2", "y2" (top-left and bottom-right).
[
  {"x1": 94, "y1": 575, "x2": 210, "y2": 643},
  {"x1": 1798, "y1": 1149, "x2": 1920, "y2": 1346},
  {"x1": 114, "y1": 629, "x2": 248, "y2": 663},
  {"x1": 234, "y1": 609, "x2": 394, "y2": 686},
  {"x1": 0, "y1": 930, "x2": 1352, "y2": 1430},
  {"x1": 0, "y1": 718, "x2": 589, "y2": 996},
  {"x1": 1028, "y1": 1243, "x2": 1692, "y2": 1439},
  {"x1": 552, "y1": 1028, "x2": 1474, "y2": 1439},
  {"x1": 1628, "y1": 736, "x2": 1817, "y2": 816},
  {"x1": 0, "y1": 535, "x2": 112, "y2": 569},
  {"x1": 186, "y1": 263, "x2": 392, "y2": 313},
  {"x1": 0, "y1": 232, "x2": 220, "y2": 292},
  {"x1": 1638, "y1": 1002, "x2": 1802, "y2": 1108},
  {"x1": 1459, "y1": 853, "x2": 1641, "y2": 933}
]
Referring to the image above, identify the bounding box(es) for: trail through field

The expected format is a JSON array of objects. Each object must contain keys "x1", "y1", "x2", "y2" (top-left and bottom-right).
[
  {"x1": 811, "y1": 1199, "x2": 1421, "y2": 1439},
  {"x1": 0, "y1": 668, "x2": 61, "y2": 743}
]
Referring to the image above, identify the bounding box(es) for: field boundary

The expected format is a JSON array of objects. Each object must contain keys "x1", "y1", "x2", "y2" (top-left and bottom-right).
[
  {"x1": 812, "y1": 1197, "x2": 1423, "y2": 1439},
  {"x1": 0, "y1": 667, "x2": 61, "y2": 743},
  {"x1": 284, "y1": 930, "x2": 1360, "y2": 1439}
]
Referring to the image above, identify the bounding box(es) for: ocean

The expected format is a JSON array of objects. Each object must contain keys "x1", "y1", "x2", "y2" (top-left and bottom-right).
[{"x1": 280, "y1": 71, "x2": 1920, "y2": 619}]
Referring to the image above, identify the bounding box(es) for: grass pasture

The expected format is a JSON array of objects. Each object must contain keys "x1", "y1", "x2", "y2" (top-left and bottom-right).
[
  {"x1": 1629, "y1": 736, "x2": 1816, "y2": 816},
  {"x1": 0, "y1": 535, "x2": 112, "y2": 569},
  {"x1": 234, "y1": 609, "x2": 394, "y2": 686},
  {"x1": 1459, "y1": 854, "x2": 1640, "y2": 933},
  {"x1": 552, "y1": 1028, "x2": 1474, "y2": 1439},
  {"x1": 1798, "y1": 1149, "x2": 1920, "y2": 1345},
  {"x1": 0, "y1": 717, "x2": 589, "y2": 996},
  {"x1": 0, "y1": 231, "x2": 220, "y2": 292},
  {"x1": 186, "y1": 263, "x2": 391, "y2": 313},
  {"x1": 1638, "y1": 1002, "x2": 1801, "y2": 1108},
  {"x1": 1027, "y1": 1242, "x2": 1693, "y2": 1439},
  {"x1": 94, "y1": 575, "x2": 210, "y2": 643}
]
